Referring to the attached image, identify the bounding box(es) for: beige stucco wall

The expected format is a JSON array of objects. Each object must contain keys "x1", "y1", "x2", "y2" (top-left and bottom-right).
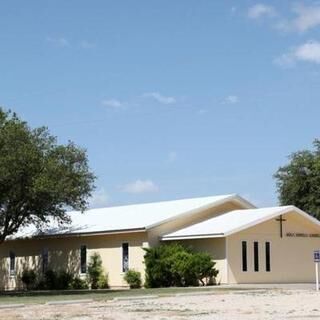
[
  {"x1": 227, "y1": 210, "x2": 320, "y2": 283},
  {"x1": 172, "y1": 238, "x2": 227, "y2": 284},
  {"x1": 0, "y1": 231, "x2": 148, "y2": 290}
]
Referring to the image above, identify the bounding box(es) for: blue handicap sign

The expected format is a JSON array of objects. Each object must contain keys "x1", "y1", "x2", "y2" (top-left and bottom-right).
[{"x1": 314, "y1": 251, "x2": 320, "y2": 262}]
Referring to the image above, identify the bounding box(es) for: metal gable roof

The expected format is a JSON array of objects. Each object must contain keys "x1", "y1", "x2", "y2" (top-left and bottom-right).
[
  {"x1": 10, "y1": 194, "x2": 253, "y2": 240},
  {"x1": 161, "y1": 206, "x2": 320, "y2": 240}
]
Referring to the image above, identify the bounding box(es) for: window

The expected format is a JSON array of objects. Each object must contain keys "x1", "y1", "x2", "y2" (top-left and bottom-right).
[
  {"x1": 254, "y1": 241, "x2": 259, "y2": 272},
  {"x1": 80, "y1": 245, "x2": 87, "y2": 274},
  {"x1": 9, "y1": 251, "x2": 15, "y2": 276},
  {"x1": 42, "y1": 248, "x2": 49, "y2": 273},
  {"x1": 265, "y1": 242, "x2": 271, "y2": 272},
  {"x1": 122, "y1": 243, "x2": 129, "y2": 272},
  {"x1": 241, "y1": 241, "x2": 247, "y2": 272}
]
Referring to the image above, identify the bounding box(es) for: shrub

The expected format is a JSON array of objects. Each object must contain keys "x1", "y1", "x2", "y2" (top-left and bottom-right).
[
  {"x1": 21, "y1": 269, "x2": 37, "y2": 290},
  {"x1": 189, "y1": 253, "x2": 219, "y2": 286},
  {"x1": 144, "y1": 243, "x2": 218, "y2": 288},
  {"x1": 21, "y1": 268, "x2": 92, "y2": 290},
  {"x1": 97, "y1": 273, "x2": 109, "y2": 289},
  {"x1": 71, "y1": 276, "x2": 89, "y2": 289},
  {"x1": 43, "y1": 270, "x2": 57, "y2": 290},
  {"x1": 56, "y1": 270, "x2": 74, "y2": 290},
  {"x1": 170, "y1": 250, "x2": 198, "y2": 286},
  {"x1": 87, "y1": 252, "x2": 109, "y2": 289},
  {"x1": 36, "y1": 270, "x2": 74, "y2": 290},
  {"x1": 144, "y1": 243, "x2": 181, "y2": 288},
  {"x1": 124, "y1": 270, "x2": 142, "y2": 289}
]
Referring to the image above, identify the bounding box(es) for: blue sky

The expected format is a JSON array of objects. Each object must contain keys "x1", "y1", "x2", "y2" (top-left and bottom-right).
[{"x1": 1, "y1": 1, "x2": 320, "y2": 208}]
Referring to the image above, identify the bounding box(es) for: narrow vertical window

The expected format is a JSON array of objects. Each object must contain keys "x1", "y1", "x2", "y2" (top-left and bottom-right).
[
  {"x1": 122, "y1": 243, "x2": 129, "y2": 272},
  {"x1": 265, "y1": 242, "x2": 271, "y2": 272},
  {"x1": 42, "y1": 248, "x2": 49, "y2": 273},
  {"x1": 9, "y1": 251, "x2": 15, "y2": 275},
  {"x1": 254, "y1": 241, "x2": 259, "y2": 272},
  {"x1": 80, "y1": 245, "x2": 87, "y2": 274},
  {"x1": 242, "y1": 241, "x2": 247, "y2": 272}
]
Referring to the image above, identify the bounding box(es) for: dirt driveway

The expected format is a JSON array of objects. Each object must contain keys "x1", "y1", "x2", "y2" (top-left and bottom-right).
[{"x1": 1, "y1": 288, "x2": 320, "y2": 319}]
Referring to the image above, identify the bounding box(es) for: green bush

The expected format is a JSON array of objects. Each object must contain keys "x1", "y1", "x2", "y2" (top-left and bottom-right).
[
  {"x1": 71, "y1": 276, "x2": 89, "y2": 289},
  {"x1": 56, "y1": 270, "x2": 74, "y2": 290},
  {"x1": 42, "y1": 270, "x2": 57, "y2": 290},
  {"x1": 97, "y1": 273, "x2": 109, "y2": 289},
  {"x1": 189, "y1": 253, "x2": 219, "y2": 286},
  {"x1": 144, "y1": 243, "x2": 218, "y2": 288},
  {"x1": 21, "y1": 269, "x2": 37, "y2": 290},
  {"x1": 46, "y1": 270, "x2": 72, "y2": 290},
  {"x1": 124, "y1": 269, "x2": 142, "y2": 289},
  {"x1": 21, "y1": 268, "x2": 91, "y2": 290},
  {"x1": 36, "y1": 270, "x2": 74, "y2": 290},
  {"x1": 87, "y1": 252, "x2": 109, "y2": 289}
]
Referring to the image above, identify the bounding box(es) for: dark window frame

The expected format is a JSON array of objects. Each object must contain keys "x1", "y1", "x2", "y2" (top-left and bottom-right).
[
  {"x1": 80, "y1": 245, "x2": 87, "y2": 274},
  {"x1": 254, "y1": 241, "x2": 259, "y2": 272},
  {"x1": 265, "y1": 242, "x2": 271, "y2": 272},
  {"x1": 122, "y1": 243, "x2": 129, "y2": 273},
  {"x1": 242, "y1": 241, "x2": 247, "y2": 272},
  {"x1": 9, "y1": 251, "x2": 15, "y2": 276},
  {"x1": 42, "y1": 248, "x2": 49, "y2": 273}
]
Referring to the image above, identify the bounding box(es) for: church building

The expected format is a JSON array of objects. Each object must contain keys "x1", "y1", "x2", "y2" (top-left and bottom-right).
[{"x1": 1, "y1": 194, "x2": 320, "y2": 290}]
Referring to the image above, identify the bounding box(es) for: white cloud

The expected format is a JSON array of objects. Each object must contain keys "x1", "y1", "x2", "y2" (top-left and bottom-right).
[
  {"x1": 80, "y1": 40, "x2": 95, "y2": 49},
  {"x1": 101, "y1": 99, "x2": 123, "y2": 108},
  {"x1": 275, "y1": 41, "x2": 320, "y2": 67},
  {"x1": 275, "y1": 4, "x2": 320, "y2": 33},
  {"x1": 290, "y1": 4, "x2": 320, "y2": 33},
  {"x1": 273, "y1": 53, "x2": 296, "y2": 68},
  {"x1": 46, "y1": 37, "x2": 70, "y2": 47},
  {"x1": 223, "y1": 95, "x2": 239, "y2": 104},
  {"x1": 198, "y1": 109, "x2": 208, "y2": 115},
  {"x1": 167, "y1": 151, "x2": 177, "y2": 163},
  {"x1": 248, "y1": 4, "x2": 276, "y2": 19},
  {"x1": 121, "y1": 179, "x2": 159, "y2": 194},
  {"x1": 142, "y1": 92, "x2": 176, "y2": 105},
  {"x1": 294, "y1": 41, "x2": 320, "y2": 63},
  {"x1": 89, "y1": 188, "x2": 110, "y2": 208}
]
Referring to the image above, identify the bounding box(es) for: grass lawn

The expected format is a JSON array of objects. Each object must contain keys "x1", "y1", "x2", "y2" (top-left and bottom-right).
[{"x1": 0, "y1": 286, "x2": 247, "y2": 305}]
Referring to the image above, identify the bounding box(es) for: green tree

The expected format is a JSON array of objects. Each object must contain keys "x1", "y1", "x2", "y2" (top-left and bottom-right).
[
  {"x1": 274, "y1": 139, "x2": 320, "y2": 219},
  {"x1": 189, "y1": 252, "x2": 218, "y2": 286},
  {"x1": 87, "y1": 252, "x2": 109, "y2": 289},
  {"x1": 144, "y1": 243, "x2": 218, "y2": 288},
  {"x1": 0, "y1": 108, "x2": 95, "y2": 243}
]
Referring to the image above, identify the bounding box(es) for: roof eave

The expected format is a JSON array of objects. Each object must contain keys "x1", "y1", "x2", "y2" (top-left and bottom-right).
[
  {"x1": 161, "y1": 233, "x2": 225, "y2": 241},
  {"x1": 7, "y1": 227, "x2": 147, "y2": 242}
]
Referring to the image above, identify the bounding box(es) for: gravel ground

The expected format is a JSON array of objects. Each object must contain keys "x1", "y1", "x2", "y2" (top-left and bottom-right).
[{"x1": 1, "y1": 289, "x2": 320, "y2": 320}]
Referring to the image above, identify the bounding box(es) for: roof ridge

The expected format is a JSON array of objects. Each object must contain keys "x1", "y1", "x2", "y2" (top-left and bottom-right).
[{"x1": 69, "y1": 194, "x2": 236, "y2": 213}]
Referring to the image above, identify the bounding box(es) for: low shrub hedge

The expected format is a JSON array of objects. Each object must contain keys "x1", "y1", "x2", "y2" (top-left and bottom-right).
[
  {"x1": 20, "y1": 252, "x2": 109, "y2": 290},
  {"x1": 21, "y1": 269, "x2": 89, "y2": 290}
]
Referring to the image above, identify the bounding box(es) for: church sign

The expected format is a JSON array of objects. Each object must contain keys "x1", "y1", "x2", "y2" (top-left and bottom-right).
[{"x1": 286, "y1": 233, "x2": 320, "y2": 238}]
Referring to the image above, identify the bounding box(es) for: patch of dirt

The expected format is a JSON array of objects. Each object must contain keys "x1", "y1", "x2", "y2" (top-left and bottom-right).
[{"x1": 1, "y1": 289, "x2": 320, "y2": 320}]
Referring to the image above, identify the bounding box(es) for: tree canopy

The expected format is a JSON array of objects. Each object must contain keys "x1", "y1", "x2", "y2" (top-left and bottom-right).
[
  {"x1": 0, "y1": 108, "x2": 95, "y2": 242},
  {"x1": 274, "y1": 139, "x2": 320, "y2": 219},
  {"x1": 144, "y1": 243, "x2": 218, "y2": 287}
]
